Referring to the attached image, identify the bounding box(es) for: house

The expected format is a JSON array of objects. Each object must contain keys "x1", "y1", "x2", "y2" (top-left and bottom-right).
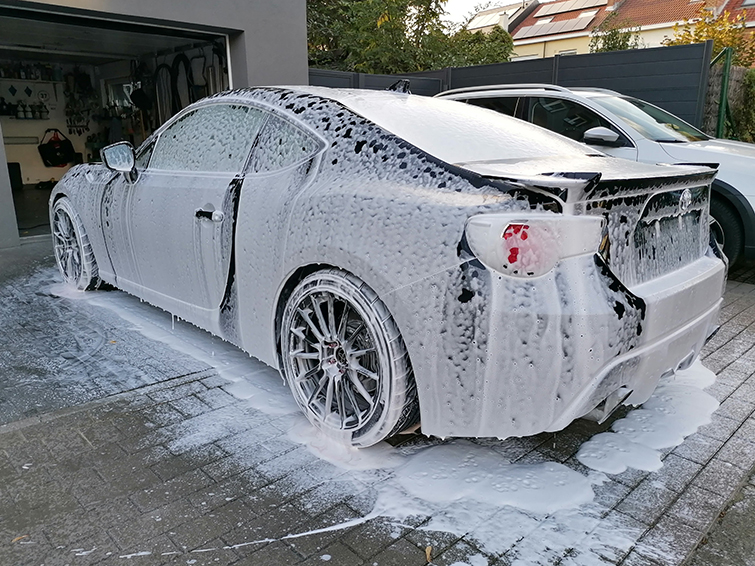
[
  {"x1": 466, "y1": 1, "x2": 541, "y2": 34},
  {"x1": 509, "y1": 0, "x2": 755, "y2": 60},
  {"x1": 0, "y1": 0, "x2": 307, "y2": 250}
]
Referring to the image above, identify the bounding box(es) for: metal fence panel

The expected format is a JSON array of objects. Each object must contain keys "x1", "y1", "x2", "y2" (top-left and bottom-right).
[{"x1": 309, "y1": 42, "x2": 713, "y2": 126}]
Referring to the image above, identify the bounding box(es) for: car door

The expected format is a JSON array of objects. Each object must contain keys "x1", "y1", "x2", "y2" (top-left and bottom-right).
[
  {"x1": 524, "y1": 96, "x2": 639, "y2": 161},
  {"x1": 114, "y1": 102, "x2": 266, "y2": 327}
]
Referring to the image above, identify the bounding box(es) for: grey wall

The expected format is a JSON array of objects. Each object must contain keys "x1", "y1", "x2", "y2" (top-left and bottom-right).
[
  {"x1": 7, "y1": 0, "x2": 309, "y2": 88},
  {"x1": 0, "y1": 122, "x2": 20, "y2": 250}
]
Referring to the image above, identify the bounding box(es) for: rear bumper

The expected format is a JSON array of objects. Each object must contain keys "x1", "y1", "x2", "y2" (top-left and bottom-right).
[{"x1": 398, "y1": 251, "x2": 725, "y2": 440}]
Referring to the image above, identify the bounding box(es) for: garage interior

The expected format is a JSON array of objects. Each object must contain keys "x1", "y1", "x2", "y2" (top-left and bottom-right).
[{"x1": 0, "y1": 7, "x2": 230, "y2": 237}]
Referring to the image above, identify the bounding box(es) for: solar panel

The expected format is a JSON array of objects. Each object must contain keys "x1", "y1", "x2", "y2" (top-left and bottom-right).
[
  {"x1": 512, "y1": 15, "x2": 593, "y2": 39},
  {"x1": 534, "y1": 0, "x2": 605, "y2": 18}
]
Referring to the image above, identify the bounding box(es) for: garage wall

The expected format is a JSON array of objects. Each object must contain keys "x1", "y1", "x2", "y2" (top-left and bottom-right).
[
  {"x1": 0, "y1": 122, "x2": 19, "y2": 249},
  {"x1": 11, "y1": 0, "x2": 308, "y2": 88}
]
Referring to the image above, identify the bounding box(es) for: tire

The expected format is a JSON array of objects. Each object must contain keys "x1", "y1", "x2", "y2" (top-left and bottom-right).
[
  {"x1": 51, "y1": 197, "x2": 100, "y2": 291},
  {"x1": 280, "y1": 269, "x2": 419, "y2": 447},
  {"x1": 710, "y1": 197, "x2": 743, "y2": 267}
]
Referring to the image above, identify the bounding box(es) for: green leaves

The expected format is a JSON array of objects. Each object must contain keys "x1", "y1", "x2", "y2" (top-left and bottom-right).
[
  {"x1": 589, "y1": 12, "x2": 642, "y2": 54},
  {"x1": 307, "y1": 0, "x2": 514, "y2": 74}
]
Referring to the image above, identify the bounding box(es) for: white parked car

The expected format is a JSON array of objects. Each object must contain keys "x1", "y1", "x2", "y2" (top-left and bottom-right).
[
  {"x1": 437, "y1": 84, "x2": 755, "y2": 265},
  {"x1": 50, "y1": 87, "x2": 724, "y2": 447}
]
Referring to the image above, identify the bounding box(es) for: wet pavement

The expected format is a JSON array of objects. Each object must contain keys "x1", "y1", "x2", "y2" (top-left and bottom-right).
[{"x1": 2, "y1": 239, "x2": 755, "y2": 565}]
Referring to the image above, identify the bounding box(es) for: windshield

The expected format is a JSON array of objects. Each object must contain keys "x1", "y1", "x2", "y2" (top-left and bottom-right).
[
  {"x1": 330, "y1": 90, "x2": 597, "y2": 164},
  {"x1": 590, "y1": 95, "x2": 710, "y2": 143}
]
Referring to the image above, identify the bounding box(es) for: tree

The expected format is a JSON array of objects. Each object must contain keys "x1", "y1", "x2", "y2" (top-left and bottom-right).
[
  {"x1": 589, "y1": 11, "x2": 642, "y2": 53},
  {"x1": 662, "y1": 7, "x2": 755, "y2": 67},
  {"x1": 307, "y1": 0, "x2": 514, "y2": 74}
]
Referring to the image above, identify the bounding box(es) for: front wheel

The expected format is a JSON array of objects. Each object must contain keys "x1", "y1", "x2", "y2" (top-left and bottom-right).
[
  {"x1": 280, "y1": 269, "x2": 418, "y2": 447},
  {"x1": 51, "y1": 197, "x2": 100, "y2": 290}
]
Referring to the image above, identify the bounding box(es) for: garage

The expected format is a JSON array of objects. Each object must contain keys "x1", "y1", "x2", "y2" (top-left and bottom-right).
[{"x1": 0, "y1": 0, "x2": 307, "y2": 248}]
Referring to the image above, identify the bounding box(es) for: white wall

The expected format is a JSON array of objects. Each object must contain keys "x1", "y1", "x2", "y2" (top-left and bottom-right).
[{"x1": 0, "y1": 120, "x2": 20, "y2": 249}]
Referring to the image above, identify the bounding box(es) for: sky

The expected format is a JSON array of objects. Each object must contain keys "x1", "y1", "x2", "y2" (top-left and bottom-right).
[{"x1": 443, "y1": 0, "x2": 491, "y2": 24}]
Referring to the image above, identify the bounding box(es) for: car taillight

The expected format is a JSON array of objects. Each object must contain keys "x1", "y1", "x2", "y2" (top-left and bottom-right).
[{"x1": 465, "y1": 212, "x2": 604, "y2": 277}]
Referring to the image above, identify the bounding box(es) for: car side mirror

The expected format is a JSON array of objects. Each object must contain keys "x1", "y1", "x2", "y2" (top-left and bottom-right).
[
  {"x1": 583, "y1": 126, "x2": 621, "y2": 147},
  {"x1": 102, "y1": 141, "x2": 138, "y2": 182}
]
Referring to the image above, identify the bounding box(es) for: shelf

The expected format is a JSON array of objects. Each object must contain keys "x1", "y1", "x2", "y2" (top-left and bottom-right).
[
  {"x1": 0, "y1": 116, "x2": 51, "y2": 120},
  {"x1": 0, "y1": 78, "x2": 63, "y2": 84}
]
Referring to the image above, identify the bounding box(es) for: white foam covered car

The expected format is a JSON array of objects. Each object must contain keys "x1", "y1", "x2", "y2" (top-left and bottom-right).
[{"x1": 50, "y1": 87, "x2": 725, "y2": 447}]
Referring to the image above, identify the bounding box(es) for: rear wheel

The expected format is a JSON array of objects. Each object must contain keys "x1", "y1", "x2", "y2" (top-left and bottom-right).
[
  {"x1": 710, "y1": 196, "x2": 743, "y2": 267},
  {"x1": 280, "y1": 269, "x2": 418, "y2": 447},
  {"x1": 52, "y1": 197, "x2": 100, "y2": 290}
]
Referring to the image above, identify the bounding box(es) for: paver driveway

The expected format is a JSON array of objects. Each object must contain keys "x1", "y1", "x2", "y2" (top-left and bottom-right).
[{"x1": 2, "y1": 239, "x2": 755, "y2": 566}]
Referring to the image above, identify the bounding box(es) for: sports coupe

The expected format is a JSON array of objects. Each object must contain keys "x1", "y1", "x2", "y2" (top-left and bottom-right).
[{"x1": 50, "y1": 86, "x2": 725, "y2": 447}]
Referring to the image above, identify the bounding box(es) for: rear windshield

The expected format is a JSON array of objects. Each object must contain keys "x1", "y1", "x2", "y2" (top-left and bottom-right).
[{"x1": 337, "y1": 92, "x2": 596, "y2": 165}]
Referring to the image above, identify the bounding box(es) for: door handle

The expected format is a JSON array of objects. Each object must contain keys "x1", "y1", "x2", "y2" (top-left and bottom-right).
[{"x1": 195, "y1": 209, "x2": 224, "y2": 223}]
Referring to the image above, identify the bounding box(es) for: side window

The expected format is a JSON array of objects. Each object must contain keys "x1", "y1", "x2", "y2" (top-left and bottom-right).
[
  {"x1": 466, "y1": 96, "x2": 520, "y2": 118},
  {"x1": 248, "y1": 113, "x2": 322, "y2": 174},
  {"x1": 527, "y1": 97, "x2": 624, "y2": 144},
  {"x1": 150, "y1": 104, "x2": 267, "y2": 173},
  {"x1": 134, "y1": 141, "x2": 154, "y2": 170}
]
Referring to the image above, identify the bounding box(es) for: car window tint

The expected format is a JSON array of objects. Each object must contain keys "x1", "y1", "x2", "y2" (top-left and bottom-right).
[
  {"x1": 248, "y1": 114, "x2": 321, "y2": 174},
  {"x1": 150, "y1": 104, "x2": 266, "y2": 173},
  {"x1": 528, "y1": 97, "x2": 616, "y2": 142},
  {"x1": 466, "y1": 96, "x2": 519, "y2": 117}
]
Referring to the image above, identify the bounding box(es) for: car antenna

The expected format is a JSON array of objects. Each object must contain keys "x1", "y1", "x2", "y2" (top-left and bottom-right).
[{"x1": 387, "y1": 79, "x2": 411, "y2": 94}]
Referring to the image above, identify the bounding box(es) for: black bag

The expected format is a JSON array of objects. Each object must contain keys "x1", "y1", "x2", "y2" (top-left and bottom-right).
[{"x1": 38, "y1": 129, "x2": 75, "y2": 167}]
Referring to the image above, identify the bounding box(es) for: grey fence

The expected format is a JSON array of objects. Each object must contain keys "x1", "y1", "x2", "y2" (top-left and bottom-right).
[{"x1": 310, "y1": 42, "x2": 714, "y2": 127}]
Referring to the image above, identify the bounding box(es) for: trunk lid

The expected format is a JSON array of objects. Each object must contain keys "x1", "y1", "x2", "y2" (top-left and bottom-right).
[{"x1": 458, "y1": 156, "x2": 717, "y2": 287}]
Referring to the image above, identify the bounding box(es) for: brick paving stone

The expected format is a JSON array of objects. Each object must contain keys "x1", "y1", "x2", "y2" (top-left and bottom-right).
[
  {"x1": 129, "y1": 468, "x2": 214, "y2": 512},
  {"x1": 716, "y1": 433, "x2": 755, "y2": 471},
  {"x1": 634, "y1": 515, "x2": 704, "y2": 566},
  {"x1": 716, "y1": 395, "x2": 755, "y2": 424},
  {"x1": 619, "y1": 548, "x2": 665, "y2": 566},
  {"x1": 297, "y1": 540, "x2": 365, "y2": 565},
  {"x1": 404, "y1": 527, "x2": 464, "y2": 558},
  {"x1": 615, "y1": 479, "x2": 679, "y2": 525},
  {"x1": 233, "y1": 540, "x2": 305, "y2": 565},
  {"x1": 666, "y1": 486, "x2": 727, "y2": 531},
  {"x1": 340, "y1": 519, "x2": 404, "y2": 561},
  {"x1": 432, "y1": 540, "x2": 494, "y2": 566},
  {"x1": 196, "y1": 386, "x2": 237, "y2": 409},
  {"x1": 692, "y1": 457, "x2": 747, "y2": 497},
  {"x1": 671, "y1": 432, "x2": 721, "y2": 465},
  {"x1": 696, "y1": 413, "x2": 742, "y2": 442},
  {"x1": 650, "y1": 454, "x2": 703, "y2": 493},
  {"x1": 285, "y1": 503, "x2": 365, "y2": 558},
  {"x1": 367, "y1": 536, "x2": 429, "y2": 566},
  {"x1": 170, "y1": 394, "x2": 213, "y2": 418},
  {"x1": 592, "y1": 480, "x2": 633, "y2": 512},
  {"x1": 580, "y1": 510, "x2": 647, "y2": 564}
]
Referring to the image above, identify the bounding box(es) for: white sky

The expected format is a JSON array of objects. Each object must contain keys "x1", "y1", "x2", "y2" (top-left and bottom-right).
[{"x1": 443, "y1": 0, "x2": 489, "y2": 24}]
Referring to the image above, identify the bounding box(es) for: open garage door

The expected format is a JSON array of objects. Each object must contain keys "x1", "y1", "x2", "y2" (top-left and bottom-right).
[{"x1": 0, "y1": 6, "x2": 231, "y2": 237}]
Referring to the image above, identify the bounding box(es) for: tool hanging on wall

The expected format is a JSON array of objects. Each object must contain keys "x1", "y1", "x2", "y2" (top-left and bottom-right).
[
  {"x1": 190, "y1": 52, "x2": 207, "y2": 100},
  {"x1": 153, "y1": 62, "x2": 173, "y2": 127},
  {"x1": 63, "y1": 67, "x2": 98, "y2": 135},
  {"x1": 170, "y1": 53, "x2": 195, "y2": 115}
]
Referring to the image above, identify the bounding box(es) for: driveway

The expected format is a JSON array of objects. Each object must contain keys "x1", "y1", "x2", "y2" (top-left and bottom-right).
[{"x1": 2, "y1": 239, "x2": 755, "y2": 566}]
